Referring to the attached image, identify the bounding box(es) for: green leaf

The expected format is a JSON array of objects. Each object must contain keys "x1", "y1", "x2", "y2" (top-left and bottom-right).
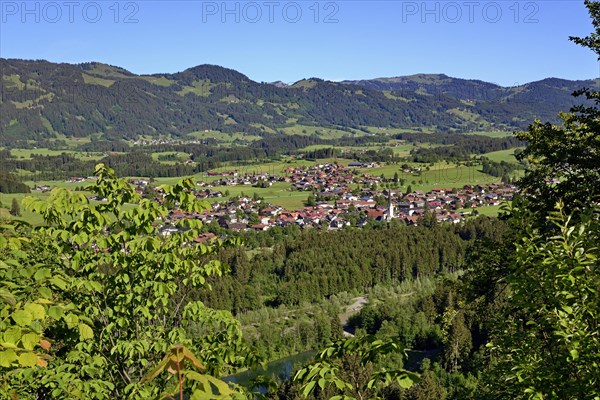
[
  {"x1": 12, "y1": 310, "x2": 33, "y2": 327},
  {"x1": 318, "y1": 377, "x2": 326, "y2": 389},
  {"x1": 25, "y1": 303, "x2": 46, "y2": 320},
  {"x1": 48, "y1": 306, "x2": 64, "y2": 320},
  {"x1": 34, "y1": 268, "x2": 52, "y2": 282},
  {"x1": 3, "y1": 326, "x2": 21, "y2": 346},
  {"x1": 21, "y1": 332, "x2": 39, "y2": 351},
  {"x1": 303, "y1": 381, "x2": 317, "y2": 396},
  {"x1": 397, "y1": 375, "x2": 414, "y2": 389},
  {"x1": 38, "y1": 287, "x2": 53, "y2": 300},
  {"x1": 205, "y1": 375, "x2": 234, "y2": 395},
  {"x1": 78, "y1": 323, "x2": 94, "y2": 340},
  {"x1": 0, "y1": 349, "x2": 18, "y2": 367},
  {"x1": 49, "y1": 277, "x2": 68, "y2": 291},
  {"x1": 64, "y1": 313, "x2": 79, "y2": 329},
  {"x1": 570, "y1": 349, "x2": 579, "y2": 360},
  {"x1": 18, "y1": 352, "x2": 38, "y2": 367}
]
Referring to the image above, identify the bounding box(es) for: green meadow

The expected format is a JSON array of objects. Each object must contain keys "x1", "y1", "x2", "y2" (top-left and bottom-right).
[
  {"x1": 151, "y1": 151, "x2": 192, "y2": 165},
  {"x1": 481, "y1": 148, "x2": 525, "y2": 163},
  {"x1": 0, "y1": 189, "x2": 138, "y2": 226},
  {"x1": 8, "y1": 148, "x2": 102, "y2": 160},
  {"x1": 114, "y1": 178, "x2": 309, "y2": 210},
  {"x1": 362, "y1": 126, "x2": 435, "y2": 135},
  {"x1": 281, "y1": 125, "x2": 365, "y2": 139},
  {"x1": 0, "y1": 191, "x2": 52, "y2": 226},
  {"x1": 213, "y1": 182, "x2": 308, "y2": 210},
  {"x1": 187, "y1": 131, "x2": 263, "y2": 143},
  {"x1": 458, "y1": 204, "x2": 504, "y2": 218},
  {"x1": 361, "y1": 161, "x2": 502, "y2": 192},
  {"x1": 463, "y1": 131, "x2": 515, "y2": 137}
]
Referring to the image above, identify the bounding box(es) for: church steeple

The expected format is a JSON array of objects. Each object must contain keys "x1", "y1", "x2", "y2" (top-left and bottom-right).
[{"x1": 387, "y1": 190, "x2": 394, "y2": 220}]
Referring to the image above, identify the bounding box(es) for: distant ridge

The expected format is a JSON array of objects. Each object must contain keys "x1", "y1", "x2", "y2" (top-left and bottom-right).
[
  {"x1": 341, "y1": 74, "x2": 595, "y2": 102},
  {"x1": 1, "y1": 58, "x2": 595, "y2": 145},
  {"x1": 269, "y1": 81, "x2": 290, "y2": 88}
]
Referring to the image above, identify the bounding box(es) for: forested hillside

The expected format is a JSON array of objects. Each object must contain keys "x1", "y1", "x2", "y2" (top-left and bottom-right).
[{"x1": 1, "y1": 58, "x2": 594, "y2": 145}]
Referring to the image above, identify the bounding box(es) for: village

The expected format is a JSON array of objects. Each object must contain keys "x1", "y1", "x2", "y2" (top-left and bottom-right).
[
  {"x1": 35, "y1": 161, "x2": 517, "y2": 233},
  {"x1": 127, "y1": 162, "x2": 518, "y2": 233}
]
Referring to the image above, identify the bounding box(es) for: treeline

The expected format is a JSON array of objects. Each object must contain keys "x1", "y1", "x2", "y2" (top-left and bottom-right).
[
  {"x1": 76, "y1": 139, "x2": 131, "y2": 153},
  {"x1": 2, "y1": 139, "x2": 68, "y2": 150},
  {"x1": 480, "y1": 158, "x2": 520, "y2": 178},
  {"x1": 302, "y1": 147, "x2": 340, "y2": 160},
  {"x1": 196, "y1": 217, "x2": 507, "y2": 315},
  {"x1": 396, "y1": 132, "x2": 522, "y2": 146},
  {"x1": 345, "y1": 148, "x2": 396, "y2": 163},
  {"x1": 2, "y1": 153, "x2": 95, "y2": 181},
  {"x1": 0, "y1": 152, "x2": 204, "y2": 180},
  {"x1": 302, "y1": 147, "x2": 399, "y2": 163},
  {"x1": 300, "y1": 134, "x2": 523, "y2": 164},
  {"x1": 102, "y1": 153, "x2": 202, "y2": 177},
  {"x1": 0, "y1": 172, "x2": 30, "y2": 193},
  {"x1": 251, "y1": 134, "x2": 326, "y2": 152},
  {"x1": 400, "y1": 133, "x2": 523, "y2": 163}
]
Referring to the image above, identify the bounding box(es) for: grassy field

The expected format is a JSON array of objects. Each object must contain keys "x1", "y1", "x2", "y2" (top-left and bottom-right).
[
  {"x1": 481, "y1": 148, "x2": 525, "y2": 163},
  {"x1": 281, "y1": 125, "x2": 365, "y2": 139},
  {"x1": 458, "y1": 204, "x2": 504, "y2": 217},
  {"x1": 82, "y1": 73, "x2": 115, "y2": 87},
  {"x1": 0, "y1": 191, "x2": 50, "y2": 226},
  {"x1": 176, "y1": 79, "x2": 213, "y2": 96},
  {"x1": 297, "y1": 142, "x2": 416, "y2": 157},
  {"x1": 139, "y1": 76, "x2": 175, "y2": 87},
  {"x1": 464, "y1": 131, "x2": 515, "y2": 138},
  {"x1": 362, "y1": 126, "x2": 435, "y2": 135},
  {"x1": 8, "y1": 148, "x2": 103, "y2": 161},
  {"x1": 0, "y1": 189, "x2": 139, "y2": 226},
  {"x1": 390, "y1": 143, "x2": 416, "y2": 156},
  {"x1": 187, "y1": 131, "x2": 263, "y2": 143},
  {"x1": 473, "y1": 204, "x2": 504, "y2": 216},
  {"x1": 151, "y1": 151, "x2": 191, "y2": 165},
  {"x1": 22, "y1": 179, "x2": 93, "y2": 190},
  {"x1": 58, "y1": 134, "x2": 94, "y2": 147},
  {"x1": 215, "y1": 182, "x2": 308, "y2": 210},
  {"x1": 150, "y1": 177, "x2": 309, "y2": 210},
  {"x1": 361, "y1": 161, "x2": 502, "y2": 192}
]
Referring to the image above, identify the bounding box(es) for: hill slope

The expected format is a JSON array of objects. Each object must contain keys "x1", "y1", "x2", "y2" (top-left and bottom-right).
[{"x1": 0, "y1": 59, "x2": 594, "y2": 145}]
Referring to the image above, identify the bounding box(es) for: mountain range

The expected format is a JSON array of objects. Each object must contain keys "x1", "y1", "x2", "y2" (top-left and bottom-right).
[{"x1": 0, "y1": 58, "x2": 595, "y2": 145}]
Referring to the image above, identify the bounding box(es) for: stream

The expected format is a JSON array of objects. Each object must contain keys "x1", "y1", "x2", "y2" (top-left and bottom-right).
[{"x1": 226, "y1": 296, "x2": 369, "y2": 388}]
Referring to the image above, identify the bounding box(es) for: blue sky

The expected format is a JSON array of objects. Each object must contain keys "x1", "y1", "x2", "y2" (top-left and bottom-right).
[{"x1": 0, "y1": 1, "x2": 597, "y2": 86}]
